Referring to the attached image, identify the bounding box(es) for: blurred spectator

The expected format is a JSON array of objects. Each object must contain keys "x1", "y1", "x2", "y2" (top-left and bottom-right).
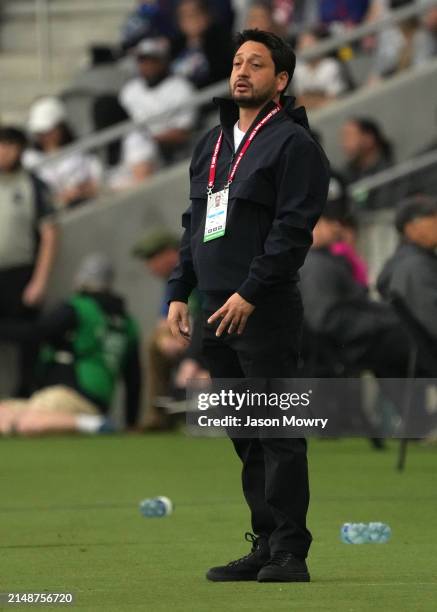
[
  {"x1": 378, "y1": 195, "x2": 437, "y2": 346},
  {"x1": 92, "y1": 95, "x2": 159, "y2": 191},
  {"x1": 119, "y1": 37, "x2": 196, "y2": 160},
  {"x1": 292, "y1": 0, "x2": 320, "y2": 30},
  {"x1": 0, "y1": 254, "x2": 142, "y2": 436},
  {"x1": 179, "y1": 0, "x2": 235, "y2": 29},
  {"x1": 330, "y1": 214, "x2": 369, "y2": 287},
  {"x1": 244, "y1": 1, "x2": 277, "y2": 31},
  {"x1": 120, "y1": 0, "x2": 234, "y2": 55},
  {"x1": 211, "y1": 0, "x2": 235, "y2": 27},
  {"x1": 171, "y1": 0, "x2": 233, "y2": 88},
  {"x1": 294, "y1": 27, "x2": 348, "y2": 109},
  {"x1": 300, "y1": 205, "x2": 410, "y2": 376},
  {"x1": 415, "y1": 2, "x2": 437, "y2": 63},
  {"x1": 341, "y1": 117, "x2": 394, "y2": 209},
  {"x1": 132, "y1": 230, "x2": 206, "y2": 429},
  {"x1": 367, "y1": 0, "x2": 434, "y2": 82},
  {"x1": 320, "y1": 0, "x2": 370, "y2": 27},
  {"x1": 0, "y1": 127, "x2": 58, "y2": 397},
  {"x1": 23, "y1": 97, "x2": 100, "y2": 208},
  {"x1": 243, "y1": 1, "x2": 290, "y2": 38},
  {"x1": 120, "y1": 0, "x2": 175, "y2": 53}
]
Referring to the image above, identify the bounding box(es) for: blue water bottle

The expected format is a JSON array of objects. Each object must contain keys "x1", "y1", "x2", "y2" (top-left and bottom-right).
[{"x1": 139, "y1": 496, "x2": 173, "y2": 518}]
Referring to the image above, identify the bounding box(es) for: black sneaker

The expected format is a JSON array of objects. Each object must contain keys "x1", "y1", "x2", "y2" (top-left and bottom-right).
[
  {"x1": 257, "y1": 552, "x2": 310, "y2": 583},
  {"x1": 206, "y1": 533, "x2": 270, "y2": 582}
]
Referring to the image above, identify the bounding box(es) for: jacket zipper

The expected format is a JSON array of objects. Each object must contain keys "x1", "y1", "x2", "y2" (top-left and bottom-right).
[{"x1": 227, "y1": 154, "x2": 235, "y2": 181}]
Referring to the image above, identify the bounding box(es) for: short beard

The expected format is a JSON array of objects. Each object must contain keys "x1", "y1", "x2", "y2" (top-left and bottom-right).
[{"x1": 230, "y1": 85, "x2": 278, "y2": 109}]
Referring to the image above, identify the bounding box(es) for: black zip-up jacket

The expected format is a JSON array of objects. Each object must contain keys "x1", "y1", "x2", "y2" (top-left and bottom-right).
[{"x1": 167, "y1": 96, "x2": 330, "y2": 307}]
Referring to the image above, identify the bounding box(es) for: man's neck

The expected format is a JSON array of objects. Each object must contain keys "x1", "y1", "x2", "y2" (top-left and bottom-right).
[{"x1": 238, "y1": 96, "x2": 280, "y2": 132}]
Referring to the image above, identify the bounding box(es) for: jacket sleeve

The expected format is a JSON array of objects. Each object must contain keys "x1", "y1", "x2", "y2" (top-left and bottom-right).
[
  {"x1": 167, "y1": 203, "x2": 198, "y2": 303},
  {"x1": 167, "y1": 131, "x2": 211, "y2": 306},
  {"x1": 237, "y1": 134, "x2": 330, "y2": 305}
]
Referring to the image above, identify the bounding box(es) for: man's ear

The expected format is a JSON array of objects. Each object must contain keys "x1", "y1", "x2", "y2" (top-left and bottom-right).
[{"x1": 277, "y1": 71, "x2": 289, "y2": 94}]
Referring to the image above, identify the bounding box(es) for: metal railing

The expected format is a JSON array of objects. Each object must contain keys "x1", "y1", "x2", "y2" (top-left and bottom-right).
[
  {"x1": 348, "y1": 147, "x2": 437, "y2": 200},
  {"x1": 29, "y1": 0, "x2": 437, "y2": 173},
  {"x1": 4, "y1": 1, "x2": 133, "y2": 17}
]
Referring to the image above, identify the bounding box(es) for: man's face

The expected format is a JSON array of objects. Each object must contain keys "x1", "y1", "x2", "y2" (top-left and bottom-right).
[
  {"x1": 404, "y1": 214, "x2": 437, "y2": 250},
  {"x1": 297, "y1": 32, "x2": 317, "y2": 53},
  {"x1": 145, "y1": 248, "x2": 179, "y2": 279},
  {"x1": 230, "y1": 41, "x2": 288, "y2": 108},
  {"x1": 341, "y1": 121, "x2": 365, "y2": 161},
  {"x1": 424, "y1": 7, "x2": 437, "y2": 31},
  {"x1": 312, "y1": 218, "x2": 342, "y2": 248},
  {"x1": 35, "y1": 126, "x2": 62, "y2": 151},
  {"x1": 137, "y1": 55, "x2": 167, "y2": 83},
  {"x1": 178, "y1": 0, "x2": 210, "y2": 38},
  {"x1": 0, "y1": 142, "x2": 22, "y2": 172},
  {"x1": 245, "y1": 6, "x2": 275, "y2": 32}
]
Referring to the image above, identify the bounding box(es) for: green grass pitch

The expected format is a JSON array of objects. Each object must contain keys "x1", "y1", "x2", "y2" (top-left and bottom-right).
[{"x1": 0, "y1": 435, "x2": 436, "y2": 611}]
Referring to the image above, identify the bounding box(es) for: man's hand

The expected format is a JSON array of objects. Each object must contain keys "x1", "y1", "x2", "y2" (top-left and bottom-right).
[
  {"x1": 208, "y1": 293, "x2": 255, "y2": 337},
  {"x1": 168, "y1": 301, "x2": 191, "y2": 343}
]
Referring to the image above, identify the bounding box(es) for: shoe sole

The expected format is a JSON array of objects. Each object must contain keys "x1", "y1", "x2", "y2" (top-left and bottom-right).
[
  {"x1": 206, "y1": 573, "x2": 259, "y2": 582},
  {"x1": 257, "y1": 573, "x2": 311, "y2": 583}
]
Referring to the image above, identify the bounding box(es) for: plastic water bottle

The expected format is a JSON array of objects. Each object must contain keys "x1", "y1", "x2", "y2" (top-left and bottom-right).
[
  {"x1": 366, "y1": 522, "x2": 391, "y2": 543},
  {"x1": 139, "y1": 496, "x2": 173, "y2": 518},
  {"x1": 341, "y1": 522, "x2": 391, "y2": 544}
]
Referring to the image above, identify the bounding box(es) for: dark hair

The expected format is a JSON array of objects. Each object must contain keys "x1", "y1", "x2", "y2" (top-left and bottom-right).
[
  {"x1": 395, "y1": 195, "x2": 437, "y2": 234},
  {"x1": 339, "y1": 213, "x2": 358, "y2": 231},
  {"x1": 235, "y1": 29, "x2": 296, "y2": 90},
  {"x1": 0, "y1": 126, "x2": 28, "y2": 149},
  {"x1": 320, "y1": 200, "x2": 351, "y2": 223},
  {"x1": 178, "y1": 0, "x2": 210, "y2": 13},
  {"x1": 352, "y1": 117, "x2": 393, "y2": 162}
]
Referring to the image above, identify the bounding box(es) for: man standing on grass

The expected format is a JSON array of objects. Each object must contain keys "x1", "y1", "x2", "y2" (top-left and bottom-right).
[{"x1": 167, "y1": 30, "x2": 330, "y2": 582}]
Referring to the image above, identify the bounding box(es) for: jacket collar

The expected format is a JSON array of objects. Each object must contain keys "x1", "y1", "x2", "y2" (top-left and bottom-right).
[{"x1": 212, "y1": 95, "x2": 310, "y2": 150}]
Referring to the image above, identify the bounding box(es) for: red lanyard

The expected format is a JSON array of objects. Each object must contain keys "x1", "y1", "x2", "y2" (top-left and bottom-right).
[{"x1": 207, "y1": 105, "x2": 281, "y2": 194}]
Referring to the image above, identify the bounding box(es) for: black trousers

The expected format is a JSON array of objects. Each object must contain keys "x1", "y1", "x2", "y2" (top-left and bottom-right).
[
  {"x1": 201, "y1": 292, "x2": 312, "y2": 559},
  {"x1": 0, "y1": 265, "x2": 40, "y2": 397}
]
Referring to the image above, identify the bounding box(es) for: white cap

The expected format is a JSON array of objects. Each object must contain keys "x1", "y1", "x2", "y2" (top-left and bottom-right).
[
  {"x1": 134, "y1": 37, "x2": 170, "y2": 59},
  {"x1": 28, "y1": 97, "x2": 67, "y2": 133}
]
